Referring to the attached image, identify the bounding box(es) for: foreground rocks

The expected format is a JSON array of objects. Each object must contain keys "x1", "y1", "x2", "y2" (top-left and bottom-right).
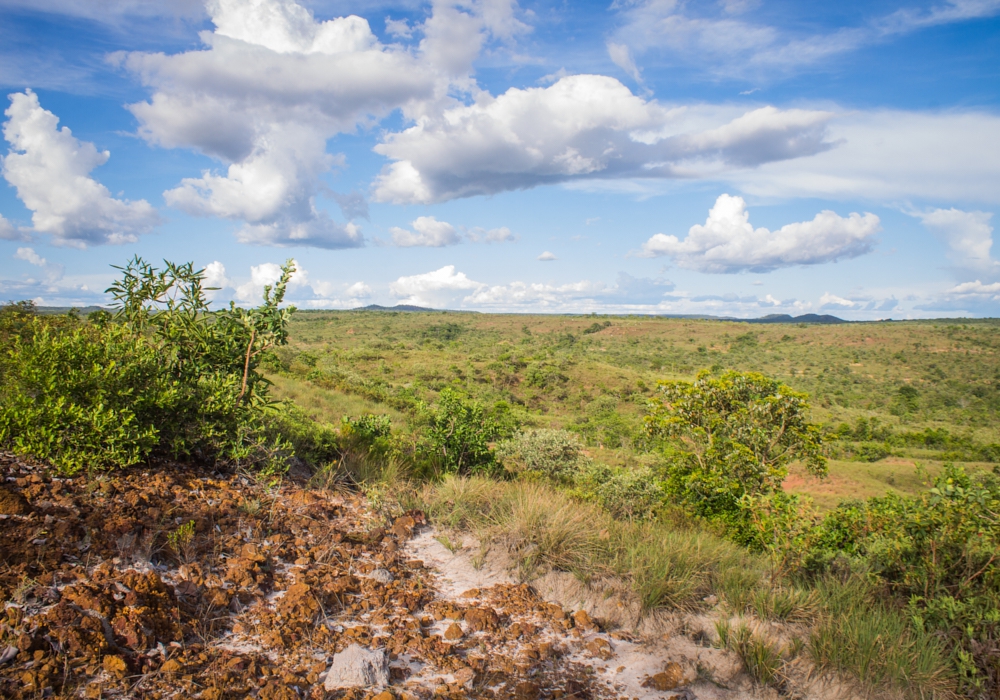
[{"x1": 0, "y1": 452, "x2": 709, "y2": 700}]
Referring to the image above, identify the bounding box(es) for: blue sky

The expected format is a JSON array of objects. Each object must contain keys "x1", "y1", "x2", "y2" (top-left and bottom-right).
[{"x1": 1, "y1": 0, "x2": 998, "y2": 318}]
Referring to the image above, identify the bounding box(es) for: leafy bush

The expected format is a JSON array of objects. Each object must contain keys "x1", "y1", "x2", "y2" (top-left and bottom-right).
[
  {"x1": 494, "y1": 429, "x2": 585, "y2": 482},
  {"x1": 570, "y1": 395, "x2": 639, "y2": 448},
  {"x1": 342, "y1": 413, "x2": 393, "y2": 441},
  {"x1": 645, "y1": 370, "x2": 826, "y2": 530},
  {"x1": 422, "y1": 388, "x2": 518, "y2": 474},
  {"x1": 571, "y1": 461, "x2": 663, "y2": 520},
  {"x1": 0, "y1": 258, "x2": 312, "y2": 474},
  {"x1": 807, "y1": 465, "x2": 1000, "y2": 692},
  {"x1": 0, "y1": 320, "x2": 166, "y2": 472}
]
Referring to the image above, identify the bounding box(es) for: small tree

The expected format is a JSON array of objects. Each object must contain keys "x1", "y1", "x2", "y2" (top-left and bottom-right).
[
  {"x1": 645, "y1": 370, "x2": 826, "y2": 522},
  {"x1": 424, "y1": 389, "x2": 517, "y2": 474}
]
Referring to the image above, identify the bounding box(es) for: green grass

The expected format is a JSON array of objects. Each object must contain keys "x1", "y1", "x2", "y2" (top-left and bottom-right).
[
  {"x1": 416, "y1": 475, "x2": 954, "y2": 697},
  {"x1": 273, "y1": 311, "x2": 1000, "y2": 509}
]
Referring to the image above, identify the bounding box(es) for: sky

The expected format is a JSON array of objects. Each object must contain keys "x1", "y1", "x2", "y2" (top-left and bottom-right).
[{"x1": 0, "y1": 0, "x2": 999, "y2": 319}]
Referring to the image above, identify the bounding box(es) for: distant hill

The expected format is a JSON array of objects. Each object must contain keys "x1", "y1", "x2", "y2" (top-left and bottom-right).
[
  {"x1": 740, "y1": 313, "x2": 846, "y2": 325},
  {"x1": 352, "y1": 304, "x2": 438, "y2": 312}
]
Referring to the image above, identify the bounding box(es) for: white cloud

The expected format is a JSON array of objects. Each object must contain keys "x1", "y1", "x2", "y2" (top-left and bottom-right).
[
  {"x1": 0, "y1": 214, "x2": 27, "y2": 241},
  {"x1": 201, "y1": 260, "x2": 232, "y2": 300},
  {"x1": 119, "y1": 0, "x2": 450, "y2": 248},
  {"x1": 2, "y1": 90, "x2": 159, "y2": 248},
  {"x1": 916, "y1": 277, "x2": 1000, "y2": 313},
  {"x1": 390, "y1": 265, "x2": 483, "y2": 306},
  {"x1": 119, "y1": 0, "x2": 532, "y2": 247},
  {"x1": 202, "y1": 258, "x2": 371, "y2": 308},
  {"x1": 639, "y1": 194, "x2": 880, "y2": 273},
  {"x1": 385, "y1": 17, "x2": 413, "y2": 39},
  {"x1": 13, "y1": 246, "x2": 65, "y2": 283},
  {"x1": 537, "y1": 251, "x2": 557, "y2": 261},
  {"x1": 14, "y1": 247, "x2": 45, "y2": 266},
  {"x1": 463, "y1": 273, "x2": 681, "y2": 312},
  {"x1": 608, "y1": 0, "x2": 1000, "y2": 80},
  {"x1": 607, "y1": 42, "x2": 642, "y2": 82},
  {"x1": 913, "y1": 207, "x2": 996, "y2": 272},
  {"x1": 735, "y1": 111, "x2": 1000, "y2": 205},
  {"x1": 345, "y1": 281, "x2": 372, "y2": 298},
  {"x1": 390, "y1": 215, "x2": 461, "y2": 247},
  {"x1": 233, "y1": 259, "x2": 308, "y2": 303},
  {"x1": 819, "y1": 292, "x2": 858, "y2": 308},
  {"x1": 373, "y1": 75, "x2": 834, "y2": 204},
  {"x1": 948, "y1": 280, "x2": 1000, "y2": 295}
]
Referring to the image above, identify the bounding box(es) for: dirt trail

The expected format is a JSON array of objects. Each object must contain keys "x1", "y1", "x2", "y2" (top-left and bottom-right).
[{"x1": 1, "y1": 453, "x2": 805, "y2": 699}]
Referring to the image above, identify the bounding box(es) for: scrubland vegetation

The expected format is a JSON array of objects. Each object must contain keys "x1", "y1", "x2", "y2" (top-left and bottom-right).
[{"x1": 3, "y1": 261, "x2": 1000, "y2": 698}]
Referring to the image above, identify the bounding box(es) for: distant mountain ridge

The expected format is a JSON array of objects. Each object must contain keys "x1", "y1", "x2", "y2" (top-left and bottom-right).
[
  {"x1": 738, "y1": 313, "x2": 846, "y2": 325},
  {"x1": 352, "y1": 304, "x2": 439, "y2": 312},
  {"x1": 27, "y1": 303, "x2": 847, "y2": 323}
]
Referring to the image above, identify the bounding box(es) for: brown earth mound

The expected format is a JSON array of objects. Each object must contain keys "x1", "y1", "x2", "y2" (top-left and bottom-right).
[{"x1": 0, "y1": 453, "x2": 646, "y2": 700}]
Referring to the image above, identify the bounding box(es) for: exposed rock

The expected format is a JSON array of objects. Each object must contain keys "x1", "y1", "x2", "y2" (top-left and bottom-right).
[
  {"x1": 642, "y1": 662, "x2": 686, "y2": 691},
  {"x1": 370, "y1": 568, "x2": 395, "y2": 584},
  {"x1": 572, "y1": 609, "x2": 597, "y2": 631},
  {"x1": 0, "y1": 485, "x2": 29, "y2": 515},
  {"x1": 444, "y1": 622, "x2": 464, "y2": 640},
  {"x1": 323, "y1": 644, "x2": 390, "y2": 690},
  {"x1": 463, "y1": 607, "x2": 499, "y2": 632},
  {"x1": 585, "y1": 637, "x2": 613, "y2": 660}
]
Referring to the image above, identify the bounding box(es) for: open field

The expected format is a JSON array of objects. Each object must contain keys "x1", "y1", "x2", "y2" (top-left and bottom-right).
[{"x1": 270, "y1": 310, "x2": 1000, "y2": 508}]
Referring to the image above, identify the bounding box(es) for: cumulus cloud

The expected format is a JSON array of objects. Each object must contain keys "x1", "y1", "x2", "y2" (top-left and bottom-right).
[
  {"x1": 373, "y1": 75, "x2": 834, "y2": 204},
  {"x1": 201, "y1": 258, "x2": 368, "y2": 308},
  {"x1": 537, "y1": 251, "x2": 557, "y2": 261},
  {"x1": 232, "y1": 259, "x2": 308, "y2": 303},
  {"x1": 390, "y1": 265, "x2": 483, "y2": 306},
  {"x1": 819, "y1": 292, "x2": 858, "y2": 308},
  {"x1": 385, "y1": 17, "x2": 413, "y2": 39},
  {"x1": 948, "y1": 280, "x2": 1000, "y2": 295},
  {"x1": 345, "y1": 281, "x2": 372, "y2": 298},
  {"x1": 390, "y1": 216, "x2": 461, "y2": 247},
  {"x1": 119, "y1": 0, "x2": 529, "y2": 247},
  {"x1": 916, "y1": 278, "x2": 1000, "y2": 314},
  {"x1": 913, "y1": 207, "x2": 997, "y2": 272},
  {"x1": 120, "y1": 0, "x2": 429, "y2": 247},
  {"x1": 13, "y1": 246, "x2": 64, "y2": 283},
  {"x1": 638, "y1": 194, "x2": 880, "y2": 273},
  {"x1": 2, "y1": 90, "x2": 159, "y2": 247}
]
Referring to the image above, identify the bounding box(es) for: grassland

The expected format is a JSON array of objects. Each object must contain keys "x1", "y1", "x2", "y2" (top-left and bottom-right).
[{"x1": 270, "y1": 310, "x2": 1000, "y2": 509}]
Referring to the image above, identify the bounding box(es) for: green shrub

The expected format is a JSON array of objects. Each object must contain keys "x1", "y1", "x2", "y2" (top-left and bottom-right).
[
  {"x1": 645, "y1": 370, "x2": 826, "y2": 530},
  {"x1": 494, "y1": 429, "x2": 585, "y2": 482},
  {"x1": 0, "y1": 320, "x2": 165, "y2": 472},
  {"x1": 422, "y1": 388, "x2": 518, "y2": 474},
  {"x1": 570, "y1": 395, "x2": 639, "y2": 448},
  {"x1": 0, "y1": 257, "x2": 319, "y2": 474},
  {"x1": 571, "y1": 461, "x2": 663, "y2": 520},
  {"x1": 808, "y1": 465, "x2": 1000, "y2": 692}
]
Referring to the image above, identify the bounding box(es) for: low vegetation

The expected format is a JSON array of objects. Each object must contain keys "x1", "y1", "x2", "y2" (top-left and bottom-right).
[{"x1": 2, "y1": 263, "x2": 1000, "y2": 697}]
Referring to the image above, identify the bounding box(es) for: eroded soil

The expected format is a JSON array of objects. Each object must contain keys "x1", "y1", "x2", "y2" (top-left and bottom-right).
[{"x1": 0, "y1": 454, "x2": 715, "y2": 699}]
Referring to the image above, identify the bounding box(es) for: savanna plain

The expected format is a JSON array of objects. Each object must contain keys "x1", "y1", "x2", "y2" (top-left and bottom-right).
[{"x1": 2, "y1": 263, "x2": 999, "y2": 700}]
